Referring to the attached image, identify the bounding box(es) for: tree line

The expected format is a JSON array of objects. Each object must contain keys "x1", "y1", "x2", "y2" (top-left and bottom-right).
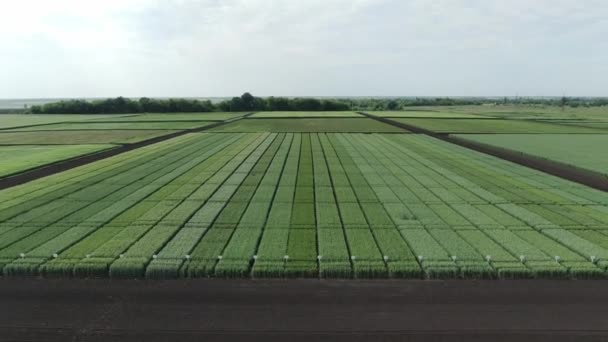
[{"x1": 28, "y1": 93, "x2": 608, "y2": 114}]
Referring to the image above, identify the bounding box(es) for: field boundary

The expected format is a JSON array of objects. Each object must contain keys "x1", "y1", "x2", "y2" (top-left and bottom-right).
[
  {"x1": 359, "y1": 112, "x2": 608, "y2": 192},
  {"x1": 0, "y1": 113, "x2": 254, "y2": 190}
]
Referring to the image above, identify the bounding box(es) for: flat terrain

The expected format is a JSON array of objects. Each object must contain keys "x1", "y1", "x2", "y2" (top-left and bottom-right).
[
  {"x1": 455, "y1": 134, "x2": 608, "y2": 176},
  {"x1": 7, "y1": 121, "x2": 216, "y2": 131},
  {"x1": 89, "y1": 112, "x2": 245, "y2": 121},
  {"x1": 211, "y1": 118, "x2": 405, "y2": 132},
  {"x1": 1, "y1": 279, "x2": 607, "y2": 342},
  {"x1": 1, "y1": 131, "x2": 607, "y2": 279},
  {"x1": 0, "y1": 113, "x2": 243, "y2": 179},
  {"x1": 251, "y1": 111, "x2": 363, "y2": 118},
  {"x1": 1, "y1": 108, "x2": 608, "y2": 340},
  {"x1": 391, "y1": 117, "x2": 607, "y2": 133},
  {"x1": 0, "y1": 145, "x2": 114, "y2": 177},
  {"x1": 0, "y1": 114, "x2": 133, "y2": 130},
  {"x1": 368, "y1": 110, "x2": 483, "y2": 118},
  {"x1": 0, "y1": 130, "x2": 177, "y2": 145},
  {"x1": 0, "y1": 109, "x2": 607, "y2": 280}
]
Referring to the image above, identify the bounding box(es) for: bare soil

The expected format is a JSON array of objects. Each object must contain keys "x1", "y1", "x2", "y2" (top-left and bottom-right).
[{"x1": 0, "y1": 279, "x2": 607, "y2": 341}]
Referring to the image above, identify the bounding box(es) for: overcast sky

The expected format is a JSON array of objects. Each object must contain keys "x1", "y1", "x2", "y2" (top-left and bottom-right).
[{"x1": 1, "y1": 0, "x2": 607, "y2": 98}]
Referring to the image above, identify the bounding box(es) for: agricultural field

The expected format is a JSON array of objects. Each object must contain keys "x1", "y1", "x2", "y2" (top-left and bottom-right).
[
  {"x1": 0, "y1": 114, "x2": 134, "y2": 130},
  {"x1": 0, "y1": 130, "x2": 177, "y2": 145},
  {"x1": 7, "y1": 121, "x2": 216, "y2": 131},
  {"x1": 0, "y1": 113, "x2": 244, "y2": 179},
  {"x1": 454, "y1": 134, "x2": 608, "y2": 176},
  {"x1": 368, "y1": 110, "x2": 483, "y2": 118},
  {"x1": 1, "y1": 112, "x2": 607, "y2": 279},
  {"x1": 0, "y1": 145, "x2": 114, "y2": 178},
  {"x1": 211, "y1": 118, "x2": 405, "y2": 132},
  {"x1": 389, "y1": 117, "x2": 607, "y2": 134},
  {"x1": 422, "y1": 105, "x2": 608, "y2": 121},
  {"x1": 89, "y1": 113, "x2": 245, "y2": 121},
  {"x1": 251, "y1": 111, "x2": 363, "y2": 118}
]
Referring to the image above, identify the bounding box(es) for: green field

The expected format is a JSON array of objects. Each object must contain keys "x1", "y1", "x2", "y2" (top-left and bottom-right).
[
  {"x1": 0, "y1": 114, "x2": 133, "y2": 130},
  {"x1": 392, "y1": 118, "x2": 608, "y2": 133},
  {"x1": 8, "y1": 121, "x2": 215, "y2": 131},
  {"x1": 454, "y1": 134, "x2": 608, "y2": 176},
  {"x1": 0, "y1": 128, "x2": 607, "y2": 279},
  {"x1": 211, "y1": 118, "x2": 405, "y2": 132},
  {"x1": 0, "y1": 111, "x2": 607, "y2": 279},
  {"x1": 368, "y1": 111, "x2": 483, "y2": 118},
  {"x1": 0, "y1": 145, "x2": 114, "y2": 177},
  {"x1": 89, "y1": 113, "x2": 245, "y2": 121},
  {"x1": 427, "y1": 105, "x2": 608, "y2": 120},
  {"x1": 0, "y1": 130, "x2": 176, "y2": 145},
  {"x1": 251, "y1": 111, "x2": 362, "y2": 118}
]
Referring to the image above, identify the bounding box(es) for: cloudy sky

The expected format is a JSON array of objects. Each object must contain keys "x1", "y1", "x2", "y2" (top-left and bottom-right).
[{"x1": 1, "y1": 0, "x2": 607, "y2": 98}]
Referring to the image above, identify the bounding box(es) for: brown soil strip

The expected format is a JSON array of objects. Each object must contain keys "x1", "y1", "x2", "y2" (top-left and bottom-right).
[
  {"x1": 0, "y1": 279, "x2": 607, "y2": 341},
  {"x1": 0, "y1": 113, "x2": 253, "y2": 190},
  {"x1": 360, "y1": 112, "x2": 608, "y2": 192}
]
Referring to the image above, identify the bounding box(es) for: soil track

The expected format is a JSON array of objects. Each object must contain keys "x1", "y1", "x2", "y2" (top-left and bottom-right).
[
  {"x1": 0, "y1": 279, "x2": 607, "y2": 341},
  {"x1": 0, "y1": 113, "x2": 253, "y2": 190},
  {"x1": 360, "y1": 112, "x2": 608, "y2": 192}
]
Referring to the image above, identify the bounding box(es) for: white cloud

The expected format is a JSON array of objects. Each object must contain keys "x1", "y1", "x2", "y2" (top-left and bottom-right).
[{"x1": 0, "y1": 0, "x2": 607, "y2": 97}]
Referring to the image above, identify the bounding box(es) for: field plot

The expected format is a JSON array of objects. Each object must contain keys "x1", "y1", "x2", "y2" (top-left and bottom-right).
[
  {"x1": 251, "y1": 111, "x2": 362, "y2": 118},
  {"x1": 368, "y1": 111, "x2": 483, "y2": 118},
  {"x1": 537, "y1": 120, "x2": 608, "y2": 130},
  {"x1": 7, "y1": 121, "x2": 216, "y2": 131},
  {"x1": 454, "y1": 134, "x2": 608, "y2": 176},
  {"x1": 211, "y1": 118, "x2": 405, "y2": 132},
  {"x1": 89, "y1": 112, "x2": 245, "y2": 121},
  {"x1": 391, "y1": 118, "x2": 607, "y2": 134},
  {"x1": 0, "y1": 114, "x2": 134, "y2": 130},
  {"x1": 425, "y1": 105, "x2": 608, "y2": 121},
  {"x1": 0, "y1": 145, "x2": 114, "y2": 178},
  {"x1": 0, "y1": 130, "x2": 176, "y2": 145},
  {"x1": 1, "y1": 129, "x2": 607, "y2": 279}
]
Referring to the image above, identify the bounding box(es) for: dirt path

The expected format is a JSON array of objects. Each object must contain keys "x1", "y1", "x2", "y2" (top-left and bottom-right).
[{"x1": 0, "y1": 279, "x2": 607, "y2": 341}]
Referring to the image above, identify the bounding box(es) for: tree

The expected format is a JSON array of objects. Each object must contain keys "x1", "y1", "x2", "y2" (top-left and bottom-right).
[
  {"x1": 240, "y1": 92, "x2": 255, "y2": 110},
  {"x1": 386, "y1": 100, "x2": 399, "y2": 110},
  {"x1": 560, "y1": 96, "x2": 568, "y2": 111}
]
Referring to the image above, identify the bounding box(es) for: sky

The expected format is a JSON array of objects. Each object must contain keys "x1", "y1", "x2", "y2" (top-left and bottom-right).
[{"x1": 1, "y1": 0, "x2": 607, "y2": 98}]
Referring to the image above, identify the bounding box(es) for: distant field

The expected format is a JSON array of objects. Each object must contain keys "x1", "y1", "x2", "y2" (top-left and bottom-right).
[
  {"x1": 8, "y1": 121, "x2": 215, "y2": 131},
  {"x1": 0, "y1": 145, "x2": 114, "y2": 177},
  {"x1": 0, "y1": 114, "x2": 133, "y2": 130},
  {"x1": 537, "y1": 120, "x2": 608, "y2": 129},
  {"x1": 454, "y1": 134, "x2": 608, "y2": 176},
  {"x1": 368, "y1": 111, "x2": 483, "y2": 118},
  {"x1": 393, "y1": 118, "x2": 608, "y2": 134},
  {"x1": 89, "y1": 113, "x2": 245, "y2": 122},
  {"x1": 0, "y1": 130, "x2": 175, "y2": 145},
  {"x1": 251, "y1": 111, "x2": 362, "y2": 118},
  {"x1": 435, "y1": 105, "x2": 608, "y2": 120},
  {"x1": 211, "y1": 118, "x2": 405, "y2": 132}
]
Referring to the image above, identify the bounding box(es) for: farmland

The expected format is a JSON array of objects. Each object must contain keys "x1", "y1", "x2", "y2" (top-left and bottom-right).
[
  {"x1": 389, "y1": 117, "x2": 608, "y2": 134},
  {"x1": 251, "y1": 111, "x2": 363, "y2": 118},
  {"x1": 6, "y1": 121, "x2": 217, "y2": 131},
  {"x1": 0, "y1": 145, "x2": 114, "y2": 178},
  {"x1": 0, "y1": 130, "x2": 178, "y2": 145},
  {"x1": 453, "y1": 134, "x2": 608, "y2": 177},
  {"x1": 1, "y1": 109, "x2": 607, "y2": 279},
  {"x1": 210, "y1": 118, "x2": 404, "y2": 132},
  {"x1": 0, "y1": 112, "x2": 245, "y2": 180}
]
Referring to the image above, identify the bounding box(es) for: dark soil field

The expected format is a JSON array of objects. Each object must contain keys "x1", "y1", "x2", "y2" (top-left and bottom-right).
[{"x1": 1, "y1": 279, "x2": 608, "y2": 341}]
